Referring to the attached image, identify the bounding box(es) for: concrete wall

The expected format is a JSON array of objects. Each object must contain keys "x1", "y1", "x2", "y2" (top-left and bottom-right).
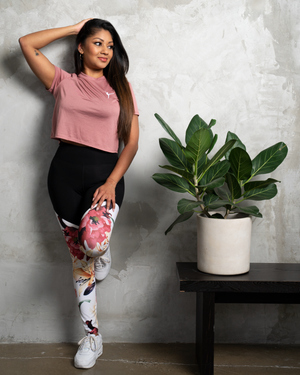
[{"x1": 1, "y1": 0, "x2": 299, "y2": 343}]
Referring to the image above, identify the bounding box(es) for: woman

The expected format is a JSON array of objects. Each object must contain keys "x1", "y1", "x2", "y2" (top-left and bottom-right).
[{"x1": 19, "y1": 18, "x2": 139, "y2": 369}]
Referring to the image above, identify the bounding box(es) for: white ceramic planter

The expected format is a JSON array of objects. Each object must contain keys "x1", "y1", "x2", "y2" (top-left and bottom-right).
[{"x1": 197, "y1": 213, "x2": 252, "y2": 275}]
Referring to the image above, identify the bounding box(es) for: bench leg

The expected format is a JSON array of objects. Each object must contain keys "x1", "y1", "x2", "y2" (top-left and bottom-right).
[{"x1": 196, "y1": 292, "x2": 215, "y2": 375}]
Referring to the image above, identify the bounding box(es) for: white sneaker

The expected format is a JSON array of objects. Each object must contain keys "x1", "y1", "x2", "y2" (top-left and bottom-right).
[
  {"x1": 74, "y1": 334, "x2": 103, "y2": 369},
  {"x1": 94, "y1": 246, "x2": 111, "y2": 281}
]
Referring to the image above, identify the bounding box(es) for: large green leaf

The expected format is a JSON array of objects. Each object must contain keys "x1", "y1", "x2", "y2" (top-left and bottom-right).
[
  {"x1": 200, "y1": 160, "x2": 230, "y2": 185},
  {"x1": 206, "y1": 200, "x2": 233, "y2": 209},
  {"x1": 231, "y1": 205, "x2": 262, "y2": 218},
  {"x1": 229, "y1": 148, "x2": 252, "y2": 181},
  {"x1": 207, "y1": 134, "x2": 218, "y2": 154},
  {"x1": 185, "y1": 128, "x2": 212, "y2": 164},
  {"x1": 198, "y1": 139, "x2": 236, "y2": 181},
  {"x1": 203, "y1": 193, "x2": 219, "y2": 207},
  {"x1": 177, "y1": 199, "x2": 203, "y2": 214},
  {"x1": 185, "y1": 115, "x2": 212, "y2": 144},
  {"x1": 244, "y1": 178, "x2": 279, "y2": 192},
  {"x1": 226, "y1": 173, "x2": 241, "y2": 200},
  {"x1": 159, "y1": 165, "x2": 193, "y2": 181},
  {"x1": 197, "y1": 154, "x2": 208, "y2": 178},
  {"x1": 159, "y1": 138, "x2": 188, "y2": 170},
  {"x1": 215, "y1": 185, "x2": 232, "y2": 200},
  {"x1": 251, "y1": 142, "x2": 288, "y2": 177},
  {"x1": 152, "y1": 173, "x2": 195, "y2": 195},
  {"x1": 225, "y1": 131, "x2": 246, "y2": 160},
  {"x1": 198, "y1": 177, "x2": 225, "y2": 190},
  {"x1": 165, "y1": 211, "x2": 194, "y2": 235},
  {"x1": 155, "y1": 113, "x2": 182, "y2": 146},
  {"x1": 242, "y1": 183, "x2": 278, "y2": 201}
]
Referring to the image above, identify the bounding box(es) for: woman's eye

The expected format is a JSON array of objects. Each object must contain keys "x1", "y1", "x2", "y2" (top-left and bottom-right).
[{"x1": 94, "y1": 42, "x2": 114, "y2": 49}]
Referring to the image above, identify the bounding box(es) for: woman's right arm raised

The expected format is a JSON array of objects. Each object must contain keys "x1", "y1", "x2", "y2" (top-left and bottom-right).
[{"x1": 19, "y1": 19, "x2": 91, "y2": 89}]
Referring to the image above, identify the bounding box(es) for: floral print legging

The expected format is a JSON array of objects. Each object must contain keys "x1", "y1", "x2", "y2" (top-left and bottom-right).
[
  {"x1": 47, "y1": 142, "x2": 124, "y2": 336},
  {"x1": 56, "y1": 204, "x2": 119, "y2": 335}
]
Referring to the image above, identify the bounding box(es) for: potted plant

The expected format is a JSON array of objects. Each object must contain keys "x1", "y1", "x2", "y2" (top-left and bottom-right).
[{"x1": 152, "y1": 113, "x2": 288, "y2": 275}]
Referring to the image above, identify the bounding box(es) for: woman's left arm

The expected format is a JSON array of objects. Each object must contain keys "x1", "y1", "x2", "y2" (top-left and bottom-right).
[{"x1": 92, "y1": 115, "x2": 139, "y2": 210}]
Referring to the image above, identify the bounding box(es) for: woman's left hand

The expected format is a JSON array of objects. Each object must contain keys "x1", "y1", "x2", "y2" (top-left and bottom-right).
[
  {"x1": 92, "y1": 181, "x2": 116, "y2": 211},
  {"x1": 73, "y1": 18, "x2": 93, "y2": 34}
]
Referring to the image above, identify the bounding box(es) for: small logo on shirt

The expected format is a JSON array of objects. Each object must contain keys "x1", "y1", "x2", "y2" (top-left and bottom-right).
[{"x1": 106, "y1": 91, "x2": 115, "y2": 99}]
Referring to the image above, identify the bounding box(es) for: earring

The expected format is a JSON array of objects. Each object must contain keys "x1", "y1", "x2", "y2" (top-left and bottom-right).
[{"x1": 80, "y1": 53, "x2": 83, "y2": 60}]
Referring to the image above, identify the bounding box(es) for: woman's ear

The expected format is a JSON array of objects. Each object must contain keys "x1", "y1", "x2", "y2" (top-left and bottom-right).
[{"x1": 78, "y1": 43, "x2": 84, "y2": 54}]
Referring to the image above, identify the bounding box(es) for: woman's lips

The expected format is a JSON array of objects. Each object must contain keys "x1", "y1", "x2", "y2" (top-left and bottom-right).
[{"x1": 98, "y1": 57, "x2": 107, "y2": 62}]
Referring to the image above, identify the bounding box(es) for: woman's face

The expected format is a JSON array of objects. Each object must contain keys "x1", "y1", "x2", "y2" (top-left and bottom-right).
[{"x1": 78, "y1": 29, "x2": 114, "y2": 77}]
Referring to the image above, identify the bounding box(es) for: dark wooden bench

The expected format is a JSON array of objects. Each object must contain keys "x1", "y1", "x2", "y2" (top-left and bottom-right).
[{"x1": 176, "y1": 262, "x2": 300, "y2": 375}]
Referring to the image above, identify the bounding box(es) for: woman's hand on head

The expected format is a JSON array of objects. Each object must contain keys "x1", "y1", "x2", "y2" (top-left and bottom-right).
[
  {"x1": 92, "y1": 181, "x2": 116, "y2": 211},
  {"x1": 73, "y1": 19, "x2": 93, "y2": 34},
  {"x1": 19, "y1": 20, "x2": 92, "y2": 89}
]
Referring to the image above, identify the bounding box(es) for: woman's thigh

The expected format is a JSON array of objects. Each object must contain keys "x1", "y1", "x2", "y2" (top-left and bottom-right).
[
  {"x1": 47, "y1": 143, "x2": 125, "y2": 225},
  {"x1": 80, "y1": 167, "x2": 125, "y2": 217},
  {"x1": 48, "y1": 156, "x2": 83, "y2": 225}
]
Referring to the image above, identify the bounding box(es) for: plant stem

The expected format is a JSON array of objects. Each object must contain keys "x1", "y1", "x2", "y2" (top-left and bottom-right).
[
  {"x1": 224, "y1": 208, "x2": 230, "y2": 219},
  {"x1": 193, "y1": 175, "x2": 199, "y2": 200},
  {"x1": 193, "y1": 175, "x2": 211, "y2": 218},
  {"x1": 201, "y1": 204, "x2": 211, "y2": 218}
]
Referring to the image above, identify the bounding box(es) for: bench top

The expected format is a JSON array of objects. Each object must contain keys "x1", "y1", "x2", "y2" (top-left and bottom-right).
[{"x1": 177, "y1": 263, "x2": 300, "y2": 294}]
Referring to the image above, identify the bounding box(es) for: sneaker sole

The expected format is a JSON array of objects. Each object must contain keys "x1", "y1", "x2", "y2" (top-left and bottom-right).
[{"x1": 74, "y1": 344, "x2": 103, "y2": 369}]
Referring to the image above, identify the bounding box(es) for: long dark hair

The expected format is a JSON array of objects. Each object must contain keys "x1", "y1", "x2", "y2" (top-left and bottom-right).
[{"x1": 74, "y1": 19, "x2": 134, "y2": 144}]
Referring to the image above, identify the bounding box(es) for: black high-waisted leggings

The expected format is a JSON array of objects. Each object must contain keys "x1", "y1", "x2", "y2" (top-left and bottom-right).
[
  {"x1": 48, "y1": 141, "x2": 124, "y2": 225},
  {"x1": 47, "y1": 142, "x2": 124, "y2": 335}
]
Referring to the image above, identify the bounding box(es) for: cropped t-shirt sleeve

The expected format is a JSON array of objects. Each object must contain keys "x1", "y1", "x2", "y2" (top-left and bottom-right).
[
  {"x1": 129, "y1": 82, "x2": 139, "y2": 116},
  {"x1": 47, "y1": 66, "x2": 72, "y2": 96}
]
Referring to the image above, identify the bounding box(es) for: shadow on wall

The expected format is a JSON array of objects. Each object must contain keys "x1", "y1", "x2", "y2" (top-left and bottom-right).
[
  {"x1": 110, "y1": 200, "x2": 159, "y2": 276},
  {"x1": 2, "y1": 38, "x2": 82, "y2": 341}
]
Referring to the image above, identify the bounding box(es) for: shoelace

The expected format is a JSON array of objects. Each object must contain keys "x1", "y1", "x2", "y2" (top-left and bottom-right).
[
  {"x1": 95, "y1": 255, "x2": 110, "y2": 269},
  {"x1": 77, "y1": 335, "x2": 97, "y2": 352}
]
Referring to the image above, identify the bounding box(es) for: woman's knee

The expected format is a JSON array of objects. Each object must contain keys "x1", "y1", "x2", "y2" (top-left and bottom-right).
[{"x1": 78, "y1": 204, "x2": 119, "y2": 257}]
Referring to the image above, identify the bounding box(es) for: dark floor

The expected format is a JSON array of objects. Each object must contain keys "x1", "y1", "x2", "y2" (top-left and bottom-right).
[{"x1": 0, "y1": 343, "x2": 299, "y2": 374}]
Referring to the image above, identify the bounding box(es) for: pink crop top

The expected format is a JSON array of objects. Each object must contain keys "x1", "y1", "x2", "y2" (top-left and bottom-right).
[{"x1": 47, "y1": 66, "x2": 139, "y2": 153}]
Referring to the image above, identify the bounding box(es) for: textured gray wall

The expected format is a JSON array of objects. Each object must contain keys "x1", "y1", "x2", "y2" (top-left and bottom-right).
[{"x1": 1, "y1": 0, "x2": 299, "y2": 344}]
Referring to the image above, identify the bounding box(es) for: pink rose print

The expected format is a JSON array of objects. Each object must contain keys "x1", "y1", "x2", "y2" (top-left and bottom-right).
[
  {"x1": 79, "y1": 207, "x2": 112, "y2": 250},
  {"x1": 86, "y1": 320, "x2": 98, "y2": 335},
  {"x1": 63, "y1": 227, "x2": 84, "y2": 260}
]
